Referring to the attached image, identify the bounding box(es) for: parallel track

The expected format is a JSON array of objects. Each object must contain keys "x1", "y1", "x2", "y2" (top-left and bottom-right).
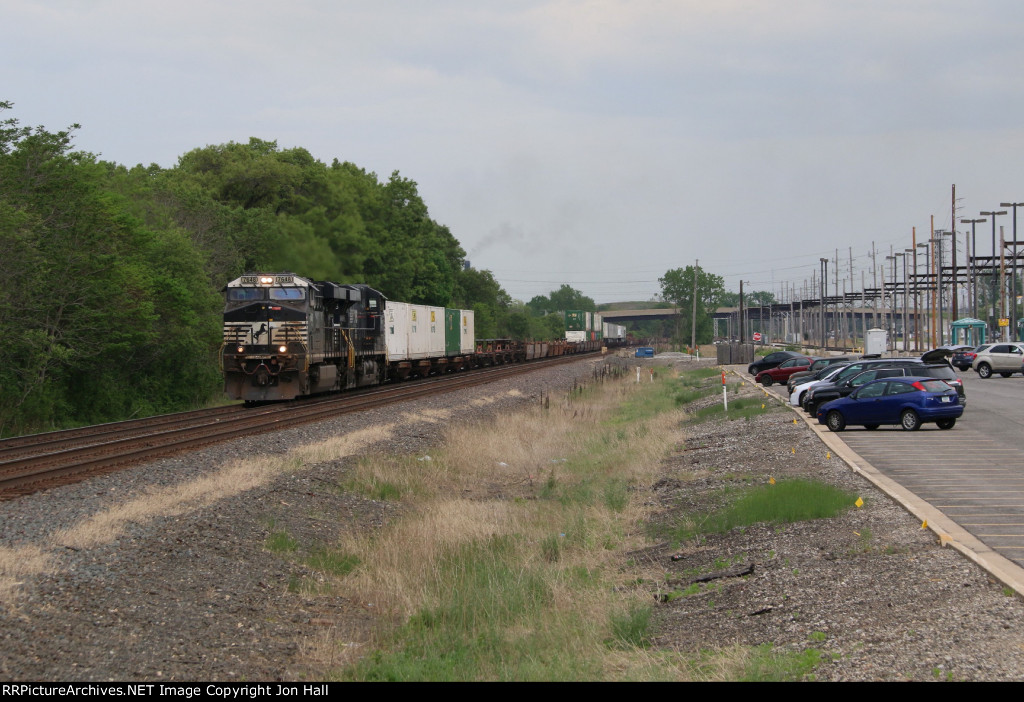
[{"x1": 0, "y1": 354, "x2": 598, "y2": 498}]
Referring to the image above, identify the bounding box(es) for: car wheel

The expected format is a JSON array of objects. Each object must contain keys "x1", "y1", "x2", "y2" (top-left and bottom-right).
[
  {"x1": 936, "y1": 418, "x2": 956, "y2": 430},
  {"x1": 760, "y1": 376, "x2": 773, "y2": 386},
  {"x1": 826, "y1": 410, "x2": 846, "y2": 432},
  {"x1": 900, "y1": 409, "x2": 921, "y2": 431},
  {"x1": 978, "y1": 363, "x2": 992, "y2": 379},
  {"x1": 1000, "y1": 372, "x2": 1012, "y2": 378},
  {"x1": 864, "y1": 424, "x2": 880, "y2": 430}
]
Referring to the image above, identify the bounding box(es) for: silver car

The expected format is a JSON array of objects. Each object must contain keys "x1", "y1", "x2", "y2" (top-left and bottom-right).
[{"x1": 972, "y1": 342, "x2": 1024, "y2": 378}]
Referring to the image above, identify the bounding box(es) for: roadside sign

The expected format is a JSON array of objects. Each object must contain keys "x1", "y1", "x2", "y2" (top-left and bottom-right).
[
  {"x1": 752, "y1": 332, "x2": 762, "y2": 342},
  {"x1": 1000, "y1": 318, "x2": 1010, "y2": 327}
]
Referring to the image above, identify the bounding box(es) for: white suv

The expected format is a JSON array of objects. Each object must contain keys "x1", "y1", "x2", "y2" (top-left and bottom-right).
[{"x1": 972, "y1": 342, "x2": 1024, "y2": 378}]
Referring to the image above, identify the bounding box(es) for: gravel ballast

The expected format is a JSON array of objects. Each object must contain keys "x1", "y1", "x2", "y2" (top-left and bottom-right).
[{"x1": 1, "y1": 356, "x2": 1023, "y2": 681}]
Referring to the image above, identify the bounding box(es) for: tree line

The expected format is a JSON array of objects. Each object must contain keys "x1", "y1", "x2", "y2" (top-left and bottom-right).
[{"x1": 0, "y1": 104, "x2": 582, "y2": 435}]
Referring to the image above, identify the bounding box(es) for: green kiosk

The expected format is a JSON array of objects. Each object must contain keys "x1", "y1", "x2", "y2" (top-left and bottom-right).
[{"x1": 950, "y1": 318, "x2": 987, "y2": 346}]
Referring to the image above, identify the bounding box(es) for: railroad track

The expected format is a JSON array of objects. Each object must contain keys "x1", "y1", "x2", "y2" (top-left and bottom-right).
[{"x1": 0, "y1": 354, "x2": 598, "y2": 498}]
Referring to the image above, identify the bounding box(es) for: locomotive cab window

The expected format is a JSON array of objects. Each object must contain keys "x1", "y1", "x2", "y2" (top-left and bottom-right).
[
  {"x1": 269, "y1": 287, "x2": 306, "y2": 301},
  {"x1": 228, "y1": 288, "x2": 265, "y2": 302}
]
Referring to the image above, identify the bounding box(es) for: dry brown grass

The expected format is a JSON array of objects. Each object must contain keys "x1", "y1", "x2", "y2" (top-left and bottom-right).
[
  {"x1": 52, "y1": 425, "x2": 394, "y2": 550},
  {"x1": 398, "y1": 408, "x2": 451, "y2": 424},
  {"x1": 0, "y1": 545, "x2": 51, "y2": 601},
  {"x1": 319, "y1": 374, "x2": 700, "y2": 679}
]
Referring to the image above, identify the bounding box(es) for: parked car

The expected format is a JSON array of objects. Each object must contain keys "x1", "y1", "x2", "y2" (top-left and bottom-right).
[
  {"x1": 915, "y1": 363, "x2": 966, "y2": 403},
  {"x1": 921, "y1": 345, "x2": 971, "y2": 366},
  {"x1": 972, "y1": 343, "x2": 1024, "y2": 378},
  {"x1": 800, "y1": 358, "x2": 929, "y2": 415},
  {"x1": 803, "y1": 366, "x2": 917, "y2": 416},
  {"x1": 790, "y1": 362, "x2": 854, "y2": 407},
  {"x1": 951, "y1": 344, "x2": 989, "y2": 371},
  {"x1": 786, "y1": 356, "x2": 853, "y2": 393},
  {"x1": 816, "y1": 377, "x2": 963, "y2": 432},
  {"x1": 748, "y1": 350, "x2": 805, "y2": 376},
  {"x1": 755, "y1": 356, "x2": 815, "y2": 386}
]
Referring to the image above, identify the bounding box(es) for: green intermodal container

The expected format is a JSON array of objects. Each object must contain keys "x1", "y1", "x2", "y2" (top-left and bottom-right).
[
  {"x1": 564, "y1": 310, "x2": 586, "y2": 332},
  {"x1": 445, "y1": 308, "x2": 461, "y2": 355}
]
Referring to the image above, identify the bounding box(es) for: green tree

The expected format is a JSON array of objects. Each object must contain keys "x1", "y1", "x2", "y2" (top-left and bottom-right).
[
  {"x1": 658, "y1": 266, "x2": 726, "y2": 347},
  {"x1": 548, "y1": 284, "x2": 596, "y2": 312},
  {"x1": 747, "y1": 290, "x2": 777, "y2": 306},
  {"x1": 0, "y1": 103, "x2": 222, "y2": 434}
]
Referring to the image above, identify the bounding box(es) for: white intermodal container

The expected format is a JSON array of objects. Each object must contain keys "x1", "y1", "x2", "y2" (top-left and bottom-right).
[
  {"x1": 408, "y1": 305, "x2": 430, "y2": 359},
  {"x1": 460, "y1": 309, "x2": 475, "y2": 354},
  {"x1": 427, "y1": 306, "x2": 445, "y2": 357},
  {"x1": 385, "y1": 300, "x2": 410, "y2": 361}
]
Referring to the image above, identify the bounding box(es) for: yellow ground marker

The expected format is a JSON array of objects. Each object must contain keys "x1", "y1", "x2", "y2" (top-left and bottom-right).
[
  {"x1": 769, "y1": 476, "x2": 776, "y2": 485},
  {"x1": 855, "y1": 497, "x2": 864, "y2": 508},
  {"x1": 921, "y1": 520, "x2": 928, "y2": 529}
]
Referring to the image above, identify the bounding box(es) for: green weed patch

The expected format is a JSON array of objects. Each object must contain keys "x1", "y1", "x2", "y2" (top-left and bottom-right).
[{"x1": 661, "y1": 479, "x2": 855, "y2": 545}]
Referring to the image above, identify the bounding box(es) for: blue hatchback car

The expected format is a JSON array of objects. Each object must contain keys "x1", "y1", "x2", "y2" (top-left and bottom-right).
[{"x1": 816, "y1": 376, "x2": 963, "y2": 432}]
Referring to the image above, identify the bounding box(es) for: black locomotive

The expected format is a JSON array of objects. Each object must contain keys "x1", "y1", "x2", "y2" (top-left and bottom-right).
[{"x1": 221, "y1": 273, "x2": 387, "y2": 403}]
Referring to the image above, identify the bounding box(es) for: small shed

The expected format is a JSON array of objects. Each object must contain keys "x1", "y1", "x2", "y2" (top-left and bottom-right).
[
  {"x1": 951, "y1": 318, "x2": 987, "y2": 346},
  {"x1": 865, "y1": 328, "x2": 887, "y2": 356}
]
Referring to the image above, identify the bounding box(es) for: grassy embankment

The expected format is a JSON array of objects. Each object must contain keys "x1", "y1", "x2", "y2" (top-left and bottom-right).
[{"x1": 270, "y1": 364, "x2": 852, "y2": 680}]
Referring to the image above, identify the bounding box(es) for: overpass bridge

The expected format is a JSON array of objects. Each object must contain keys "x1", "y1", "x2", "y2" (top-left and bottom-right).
[{"x1": 601, "y1": 301, "x2": 939, "y2": 350}]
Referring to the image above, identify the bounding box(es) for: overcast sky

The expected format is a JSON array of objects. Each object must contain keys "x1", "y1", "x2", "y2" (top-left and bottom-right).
[{"x1": 5, "y1": 1, "x2": 1024, "y2": 303}]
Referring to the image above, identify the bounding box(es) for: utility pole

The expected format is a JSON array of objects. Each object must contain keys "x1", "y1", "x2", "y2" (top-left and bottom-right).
[
  {"x1": 952, "y1": 185, "x2": 959, "y2": 321},
  {"x1": 911, "y1": 227, "x2": 919, "y2": 351},
  {"x1": 1001, "y1": 229, "x2": 1007, "y2": 340},
  {"x1": 739, "y1": 280, "x2": 744, "y2": 344},
  {"x1": 1000, "y1": 201, "x2": 1024, "y2": 341},
  {"x1": 690, "y1": 260, "x2": 698, "y2": 353},
  {"x1": 871, "y1": 242, "x2": 878, "y2": 329},
  {"x1": 849, "y1": 247, "x2": 854, "y2": 346},
  {"x1": 820, "y1": 257, "x2": 828, "y2": 350}
]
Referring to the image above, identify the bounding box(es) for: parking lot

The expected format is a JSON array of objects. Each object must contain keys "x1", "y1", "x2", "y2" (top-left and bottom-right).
[{"x1": 760, "y1": 367, "x2": 1024, "y2": 569}]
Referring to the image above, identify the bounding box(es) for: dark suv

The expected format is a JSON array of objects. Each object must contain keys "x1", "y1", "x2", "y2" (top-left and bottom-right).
[
  {"x1": 802, "y1": 359, "x2": 930, "y2": 415},
  {"x1": 748, "y1": 350, "x2": 805, "y2": 376},
  {"x1": 786, "y1": 356, "x2": 853, "y2": 393}
]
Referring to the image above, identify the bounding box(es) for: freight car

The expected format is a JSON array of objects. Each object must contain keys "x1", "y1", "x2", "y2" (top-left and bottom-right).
[{"x1": 221, "y1": 273, "x2": 599, "y2": 403}]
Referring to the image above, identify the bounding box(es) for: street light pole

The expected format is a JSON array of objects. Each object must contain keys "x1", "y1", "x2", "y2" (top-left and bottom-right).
[
  {"x1": 820, "y1": 257, "x2": 828, "y2": 350},
  {"x1": 1000, "y1": 202, "x2": 1024, "y2": 341},
  {"x1": 931, "y1": 235, "x2": 946, "y2": 345},
  {"x1": 961, "y1": 217, "x2": 987, "y2": 321},
  {"x1": 981, "y1": 210, "x2": 1007, "y2": 331}
]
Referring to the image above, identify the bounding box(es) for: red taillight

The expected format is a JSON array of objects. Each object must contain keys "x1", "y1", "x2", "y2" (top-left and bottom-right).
[{"x1": 911, "y1": 381, "x2": 927, "y2": 391}]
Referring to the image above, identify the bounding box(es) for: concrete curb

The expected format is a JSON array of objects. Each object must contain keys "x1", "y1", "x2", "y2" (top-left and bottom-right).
[{"x1": 724, "y1": 364, "x2": 1024, "y2": 596}]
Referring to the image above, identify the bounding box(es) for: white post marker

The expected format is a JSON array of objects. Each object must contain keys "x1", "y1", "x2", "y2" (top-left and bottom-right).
[
  {"x1": 722, "y1": 369, "x2": 728, "y2": 411},
  {"x1": 636, "y1": 367, "x2": 641, "y2": 383}
]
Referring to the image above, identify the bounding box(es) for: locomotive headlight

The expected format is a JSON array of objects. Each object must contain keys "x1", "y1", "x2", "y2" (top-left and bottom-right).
[
  {"x1": 259, "y1": 276, "x2": 273, "y2": 284},
  {"x1": 278, "y1": 345, "x2": 288, "y2": 353},
  {"x1": 236, "y1": 346, "x2": 245, "y2": 354}
]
